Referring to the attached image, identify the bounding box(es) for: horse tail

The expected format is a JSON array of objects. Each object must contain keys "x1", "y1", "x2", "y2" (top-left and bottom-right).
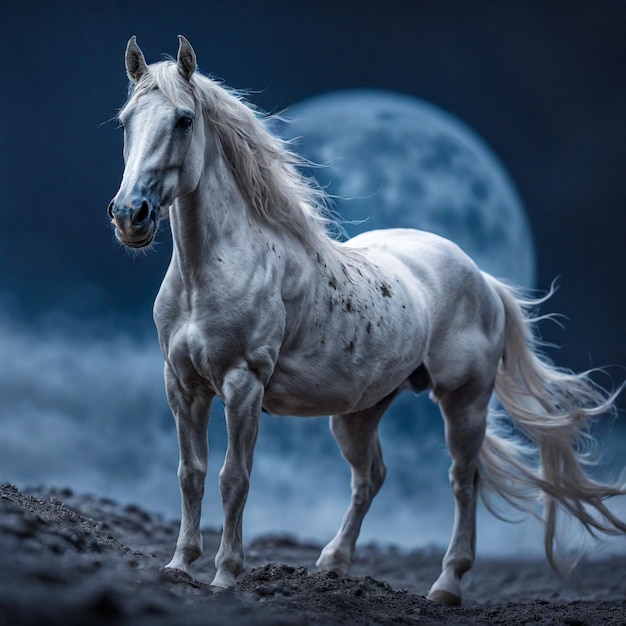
[{"x1": 478, "y1": 274, "x2": 626, "y2": 568}]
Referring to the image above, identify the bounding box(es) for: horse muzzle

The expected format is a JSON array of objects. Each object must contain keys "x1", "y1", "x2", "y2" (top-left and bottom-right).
[{"x1": 107, "y1": 197, "x2": 158, "y2": 248}]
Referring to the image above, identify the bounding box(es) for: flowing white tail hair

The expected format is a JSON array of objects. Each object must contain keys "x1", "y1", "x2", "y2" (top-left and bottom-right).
[{"x1": 479, "y1": 275, "x2": 626, "y2": 568}]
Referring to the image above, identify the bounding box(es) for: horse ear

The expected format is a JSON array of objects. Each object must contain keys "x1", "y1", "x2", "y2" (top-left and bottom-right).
[
  {"x1": 125, "y1": 35, "x2": 149, "y2": 84},
  {"x1": 177, "y1": 35, "x2": 197, "y2": 81}
]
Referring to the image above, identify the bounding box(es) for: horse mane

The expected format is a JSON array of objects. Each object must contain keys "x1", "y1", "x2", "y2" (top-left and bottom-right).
[{"x1": 124, "y1": 61, "x2": 334, "y2": 248}]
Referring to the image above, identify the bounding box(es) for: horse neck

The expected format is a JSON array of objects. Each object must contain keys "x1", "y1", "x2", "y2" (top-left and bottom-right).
[
  {"x1": 169, "y1": 147, "x2": 341, "y2": 299},
  {"x1": 169, "y1": 154, "x2": 249, "y2": 285}
]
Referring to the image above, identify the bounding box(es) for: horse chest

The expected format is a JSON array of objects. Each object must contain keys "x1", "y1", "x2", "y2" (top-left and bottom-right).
[
  {"x1": 157, "y1": 288, "x2": 284, "y2": 396},
  {"x1": 160, "y1": 320, "x2": 215, "y2": 390}
]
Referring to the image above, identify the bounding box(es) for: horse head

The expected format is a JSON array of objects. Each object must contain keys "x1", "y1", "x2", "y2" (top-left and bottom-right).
[{"x1": 107, "y1": 35, "x2": 206, "y2": 249}]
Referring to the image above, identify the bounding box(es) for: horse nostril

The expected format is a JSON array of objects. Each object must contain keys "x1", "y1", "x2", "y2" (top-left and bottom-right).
[
  {"x1": 107, "y1": 201, "x2": 115, "y2": 220},
  {"x1": 132, "y1": 200, "x2": 150, "y2": 225}
]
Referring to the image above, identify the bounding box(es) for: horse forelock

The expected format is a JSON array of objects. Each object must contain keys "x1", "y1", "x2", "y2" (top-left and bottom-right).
[
  {"x1": 122, "y1": 60, "x2": 335, "y2": 248},
  {"x1": 123, "y1": 61, "x2": 196, "y2": 112}
]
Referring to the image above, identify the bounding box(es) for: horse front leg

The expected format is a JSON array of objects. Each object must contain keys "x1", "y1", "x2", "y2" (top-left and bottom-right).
[
  {"x1": 212, "y1": 364, "x2": 263, "y2": 588},
  {"x1": 164, "y1": 365, "x2": 214, "y2": 574}
]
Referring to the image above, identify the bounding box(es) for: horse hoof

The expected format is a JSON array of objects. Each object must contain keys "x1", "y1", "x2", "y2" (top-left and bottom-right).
[
  {"x1": 164, "y1": 559, "x2": 190, "y2": 575},
  {"x1": 316, "y1": 547, "x2": 351, "y2": 574},
  {"x1": 211, "y1": 571, "x2": 236, "y2": 588},
  {"x1": 316, "y1": 559, "x2": 350, "y2": 575},
  {"x1": 427, "y1": 589, "x2": 462, "y2": 606}
]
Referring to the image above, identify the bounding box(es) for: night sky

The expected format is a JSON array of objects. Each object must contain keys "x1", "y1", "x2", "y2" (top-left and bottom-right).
[{"x1": 0, "y1": 1, "x2": 625, "y2": 545}]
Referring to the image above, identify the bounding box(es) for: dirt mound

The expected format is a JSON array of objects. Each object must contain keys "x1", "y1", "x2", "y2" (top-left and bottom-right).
[{"x1": 1, "y1": 483, "x2": 624, "y2": 625}]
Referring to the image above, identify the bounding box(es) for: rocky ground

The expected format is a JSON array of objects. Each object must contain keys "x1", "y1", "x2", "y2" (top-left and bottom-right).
[{"x1": 0, "y1": 483, "x2": 624, "y2": 625}]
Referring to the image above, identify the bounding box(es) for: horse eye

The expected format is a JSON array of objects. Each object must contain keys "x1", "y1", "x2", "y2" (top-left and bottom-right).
[{"x1": 176, "y1": 117, "x2": 193, "y2": 130}]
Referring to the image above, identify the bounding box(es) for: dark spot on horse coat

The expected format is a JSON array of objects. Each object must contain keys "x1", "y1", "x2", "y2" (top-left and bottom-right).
[
  {"x1": 345, "y1": 299, "x2": 352, "y2": 313},
  {"x1": 347, "y1": 340, "x2": 355, "y2": 353},
  {"x1": 379, "y1": 283, "x2": 392, "y2": 297},
  {"x1": 366, "y1": 321, "x2": 372, "y2": 333},
  {"x1": 328, "y1": 275, "x2": 337, "y2": 289}
]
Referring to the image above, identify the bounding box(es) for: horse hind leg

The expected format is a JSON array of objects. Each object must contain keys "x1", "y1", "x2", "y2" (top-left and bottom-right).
[
  {"x1": 427, "y1": 379, "x2": 491, "y2": 606},
  {"x1": 316, "y1": 390, "x2": 397, "y2": 574}
]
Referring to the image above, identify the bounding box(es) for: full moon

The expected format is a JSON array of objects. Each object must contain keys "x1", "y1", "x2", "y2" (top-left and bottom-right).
[{"x1": 277, "y1": 90, "x2": 536, "y2": 288}]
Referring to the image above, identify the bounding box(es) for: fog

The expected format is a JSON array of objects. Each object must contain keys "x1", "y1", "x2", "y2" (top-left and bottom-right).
[{"x1": 1, "y1": 309, "x2": 623, "y2": 559}]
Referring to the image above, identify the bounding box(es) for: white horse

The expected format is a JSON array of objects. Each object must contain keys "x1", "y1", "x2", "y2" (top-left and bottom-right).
[{"x1": 108, "y1": 36, "x2": 626, "y2": 605}]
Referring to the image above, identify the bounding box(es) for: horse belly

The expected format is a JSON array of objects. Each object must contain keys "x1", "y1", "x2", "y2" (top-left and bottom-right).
[
  {"x1": 263, "y1": 328, "x2": 421, "y2": 417},
  {"x1": 262, "y1": 367, "x2": 390, "y2": 417}
]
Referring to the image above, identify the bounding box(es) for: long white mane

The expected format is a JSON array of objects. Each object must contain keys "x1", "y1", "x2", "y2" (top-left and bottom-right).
[{"x1": 122, "y1": 60, "x2": 332, "y2": 248}]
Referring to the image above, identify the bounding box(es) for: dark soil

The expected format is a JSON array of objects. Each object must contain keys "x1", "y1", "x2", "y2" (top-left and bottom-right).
[{"x1": 1, "y1": 483, "x2": 624, "y2": 625}]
